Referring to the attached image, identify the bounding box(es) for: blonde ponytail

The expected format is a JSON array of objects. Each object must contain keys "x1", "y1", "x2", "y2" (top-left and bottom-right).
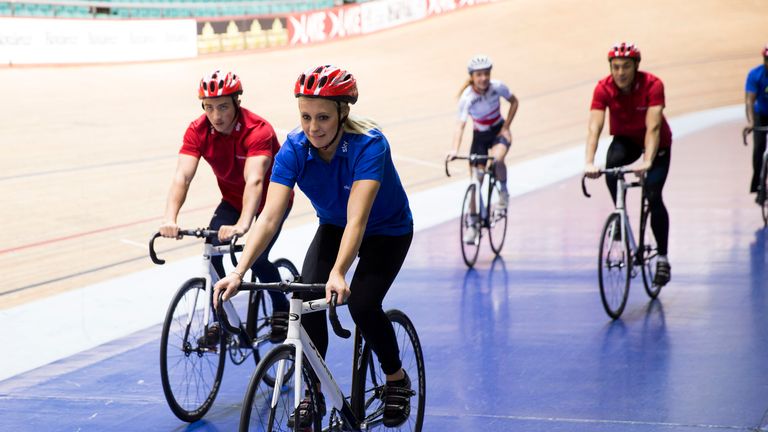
[
  {"x1": 338, "y1": 102, "x2": 380, "y2": 135},
  {"x1": 458, "y1": 78, "x2": 472, "y2": 98}
]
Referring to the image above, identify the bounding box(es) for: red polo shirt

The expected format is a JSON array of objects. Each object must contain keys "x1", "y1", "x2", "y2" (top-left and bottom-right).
[
  {"x1": 591, "y1": 71, "x2": 672, "y2": 149},
  {"x1": 180, "y1": 107, "x2": 279, "y2": 213}
]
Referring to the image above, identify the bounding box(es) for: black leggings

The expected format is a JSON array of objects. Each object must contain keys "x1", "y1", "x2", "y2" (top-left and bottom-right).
[
  {"x1": 299, "y1": 224, "x2": 413, "y2": 375},
  {"x1": 207, "y1": 200, "x2": 291, "y2": 326},
  {"x1": 605, "y1": 137, "x2": 671, "y2": 256},
  {"x1": 751, "y1": 113, "x2": 768, "y2": 193}
]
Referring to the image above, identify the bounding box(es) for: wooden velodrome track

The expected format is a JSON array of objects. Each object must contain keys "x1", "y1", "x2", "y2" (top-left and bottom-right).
[{"x1": 1, "y1": 0, "x2": 767, "y2": 309}]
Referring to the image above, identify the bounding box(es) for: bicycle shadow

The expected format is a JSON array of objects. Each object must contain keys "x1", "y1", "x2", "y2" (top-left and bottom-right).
[
  {"x1": 597, "y1": 299, "x2": 669, "y2": 415},
  {"x1": 459, "y1": 256, "x2": 510, "y2": 345}
]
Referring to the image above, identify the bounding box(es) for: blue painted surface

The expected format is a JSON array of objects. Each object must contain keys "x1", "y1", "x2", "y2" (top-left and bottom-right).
[{"x1": 1, "y1": 120, "x2": 767, "y2": 431}]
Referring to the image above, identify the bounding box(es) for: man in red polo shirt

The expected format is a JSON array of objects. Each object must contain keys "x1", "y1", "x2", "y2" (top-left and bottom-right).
[
  {"x1": 584, "y1": 42, "x2": 672, "y2": 287},
  {"x1": 159, "y1": 69, "x2": 290, "y2": 344}
]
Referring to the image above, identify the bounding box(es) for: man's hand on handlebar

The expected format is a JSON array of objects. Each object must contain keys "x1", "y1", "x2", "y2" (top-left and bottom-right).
[
  {"x1": 632, "y1": 160, "x2": 652, "y2": 177},
  {"x1": 159, "y1": 221, "x2": 181, "y2": 239},
  {"x1": 218, "y1": 224, "x2": 246, "y2": 243},
  {"x1": 584, "y1": 162, "x2": 601, "y2": 179}
]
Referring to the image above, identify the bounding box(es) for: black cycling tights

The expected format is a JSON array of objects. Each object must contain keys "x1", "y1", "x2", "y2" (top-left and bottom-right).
[
  {"x1": 605, "y1": 137, "x2": 671, "y2": 256},
  {"x1": 299, "y1": 224, "x2": 412, "y2": 375},
  {"x1": 751, "y1": 113, "x2": 768, "y2": 193}
]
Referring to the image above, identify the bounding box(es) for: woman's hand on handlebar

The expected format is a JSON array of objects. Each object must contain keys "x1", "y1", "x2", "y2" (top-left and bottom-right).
[
  {"x1": 159, "y1": 221, "x2": 181, "y2": 239},
  {"x1": 584, "y1": 162, "x2": 601, "y2": 179},
  {"x1": 325, "y1": 270, "x2": 351, "y2": 305},
  {"x1": 213, "y1": 273, "x2": 242, "y2": 309}
]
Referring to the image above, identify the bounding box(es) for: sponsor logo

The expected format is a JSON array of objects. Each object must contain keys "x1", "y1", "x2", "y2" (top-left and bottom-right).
[{"x1": 289, "y1": 313, "x2": 300, "y2": 321}]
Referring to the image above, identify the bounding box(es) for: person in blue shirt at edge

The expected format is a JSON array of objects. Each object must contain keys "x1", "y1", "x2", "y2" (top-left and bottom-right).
[
  {"x1": 214, "y1": 65, "x2": 414, "y2": 428},
  {"x1": 744, "y1": 44, "x2": 768, "y2": 205}
]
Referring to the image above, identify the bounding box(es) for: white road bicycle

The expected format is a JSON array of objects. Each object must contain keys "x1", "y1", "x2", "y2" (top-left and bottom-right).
[
  {"x1": 228, "y1": 282, "x2": 426, "y2": 432},
  {"x1": 149, "y1": 228, "x2": 299, "y2": 422}
]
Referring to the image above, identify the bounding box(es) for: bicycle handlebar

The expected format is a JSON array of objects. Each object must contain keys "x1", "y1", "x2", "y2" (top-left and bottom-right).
[
  {"x1": 581, "y1": 168, "x2": 637, "y2": 198},
  {"x1": 444, "y1": 154, "x2": 496, "y2": 177},
  {"x1": 229, "y1": 234, "x2": 241, "y2": 267},
  {"x1": 235, "y1": 282, "x2": 352, "y2": 339},
  {"x1": 149, "y1": 228, "x2": 243, "y2": 265}
]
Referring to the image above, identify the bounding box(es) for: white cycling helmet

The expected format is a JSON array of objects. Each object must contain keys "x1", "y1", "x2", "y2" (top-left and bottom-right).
[{"x1": 467, "y1": 54, "x2": 493, "y2": 73}]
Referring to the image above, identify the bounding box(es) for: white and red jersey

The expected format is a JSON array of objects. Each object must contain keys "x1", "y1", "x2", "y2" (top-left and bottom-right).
[{"x1": 457, "y1": 80, "x2": 513, "y2": 131}]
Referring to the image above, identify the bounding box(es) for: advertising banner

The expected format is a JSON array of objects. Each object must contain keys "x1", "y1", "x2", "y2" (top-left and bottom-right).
[{"x1": 0, "y1": 17, "x2": 197, "y2": 65}]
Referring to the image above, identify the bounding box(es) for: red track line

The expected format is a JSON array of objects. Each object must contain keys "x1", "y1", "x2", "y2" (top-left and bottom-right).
[{"x1": 0, "y1": 204, "x2": 214, "y2": 256}]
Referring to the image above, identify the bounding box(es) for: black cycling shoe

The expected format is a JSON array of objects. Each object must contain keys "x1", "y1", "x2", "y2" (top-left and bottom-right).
[
  {"x1": 653, "y1": 260, "x2": 671, "y2": 286},
  {"x1": 383, "y1": 371, "x2": 414, "y2": 428},
  {"x1": 287, "y1": 391, "x2": 325, "y2": 429},
  {"x1": 197, "y1": 323, "x2": 220, "y2": 350},
  {"x1": 269, "y1": 311, "x2": 289, "y2": 343}
]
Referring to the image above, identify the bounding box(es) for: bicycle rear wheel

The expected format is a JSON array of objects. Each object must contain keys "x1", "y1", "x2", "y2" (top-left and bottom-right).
[
  {"x1": 488, "y1": 179, "x2": 508, "y2": 255},
  {"x1": 460, "y1": 184, "x2": 481, "y2": 268},
  {"x1": 160, "y1": 278, "x2": 226, "y2": 422},
  {"x1": 239, "y1": 345, "x2": 321, "y2": 432},
  {"x1": 639, "y1": 201, "x2": 661, "y2": 299},
  {"x1": 355, "y1": 310, "x2": 425, "y2": 431},
  {"x1": 598, "y1": 214, "x2": 631, "y2": 319}
]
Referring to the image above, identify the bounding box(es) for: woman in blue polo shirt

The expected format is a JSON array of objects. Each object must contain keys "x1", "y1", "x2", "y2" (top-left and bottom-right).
[{"x1": 214, "y1": 65, "x2": 413, "y2": 428}]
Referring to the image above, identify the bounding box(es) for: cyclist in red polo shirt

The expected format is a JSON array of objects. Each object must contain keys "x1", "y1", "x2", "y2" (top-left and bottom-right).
[
  {"x1": 584, "y1": 42, "x2": 672, "y2": 286},
  {"x1": 159, "y1": 69, "x2": 290, "y2": 344}
]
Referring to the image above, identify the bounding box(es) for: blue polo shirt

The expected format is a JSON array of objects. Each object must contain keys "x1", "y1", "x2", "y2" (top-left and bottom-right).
[
  {"x1": 746, "y1": 64, "x2": 768, "y2": 116},
  {"x1": 271, "y1": 128, "x2": 413, "y2": 237}
]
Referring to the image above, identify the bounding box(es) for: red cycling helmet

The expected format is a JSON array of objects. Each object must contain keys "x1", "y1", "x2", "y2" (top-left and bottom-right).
[
  {"x1": 198, "y1": 70, "x2": 243, "y2": 99},
  {"x1": 294, "y1": 65, "x2": 358, "y2": 104},
  {"x1": 608, "y1": 42, "x2": 641, "y2": 61}
]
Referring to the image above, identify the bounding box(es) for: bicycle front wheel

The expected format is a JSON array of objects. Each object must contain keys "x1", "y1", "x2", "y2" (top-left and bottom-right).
[
  {"x1": 274, "y1": 257, "x2": 300, "y2": 283},
  {"x1": 598, "y1": 214, "x2": 631, "y2": 319},
  {"x1": 460, "y1": 184, "x2": 481, "y2": 268},
  {"x1": 639, "y1": 202, "x2": 661, "y2": 299},
  {"x1": 355, "y1": 310, "x2": 426, "y2": 431},
  {"x1": 488, "y1": 180, "x2": 508, "y2": 255},
  {"x1": 239, "y1": 345, "x2": 321, "y2": 432},
  {"x1": 160, "y1": 278, "x2": 226, "y2": 422}
]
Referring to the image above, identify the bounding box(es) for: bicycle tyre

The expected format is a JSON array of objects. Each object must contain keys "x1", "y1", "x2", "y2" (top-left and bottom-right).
[
  {"x1": 239, "y1": 344, "x2": 322, "y2": 432},
  {"x1": 639, "y1": 200, "x2": 661, "y2": 299},
  {"x1": 160, "y1": 278, "x2": 226, "y2": 422},
  {"x1": 598, "y1": 214, "x2": 631, "y2": 319},
  {"x1": 274, "y1": 257, "x2": 300, "y2": 283},
  {"x1": 460, "y1": 184, "x2": 481, "y2": 268},
  {"x1": 488, "y1": 179, "x2": 508, "y2": 255},
  {"x1": 354, "y1": 309, "x2": 426, "y2": 431}
]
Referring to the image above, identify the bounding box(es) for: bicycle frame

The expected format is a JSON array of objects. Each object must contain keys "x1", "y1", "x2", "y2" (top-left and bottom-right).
[
  {"x1": 582, "y1": 169, "x2": 645, "y2": 265},
  {"x1": 150, "y1": 230, "x2": 256, "y2": 348},
  {"x1": 445, "y1": 155, "x2": 497, "y2": 222},
  {"x1": 232, "y1": 284, "x2": 372, "y2": 431}
]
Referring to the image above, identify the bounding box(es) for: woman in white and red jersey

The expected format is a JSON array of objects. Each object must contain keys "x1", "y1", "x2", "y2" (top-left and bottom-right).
[{"x1": 448, "y1": 55, "x2": 519, "y2": 244}]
